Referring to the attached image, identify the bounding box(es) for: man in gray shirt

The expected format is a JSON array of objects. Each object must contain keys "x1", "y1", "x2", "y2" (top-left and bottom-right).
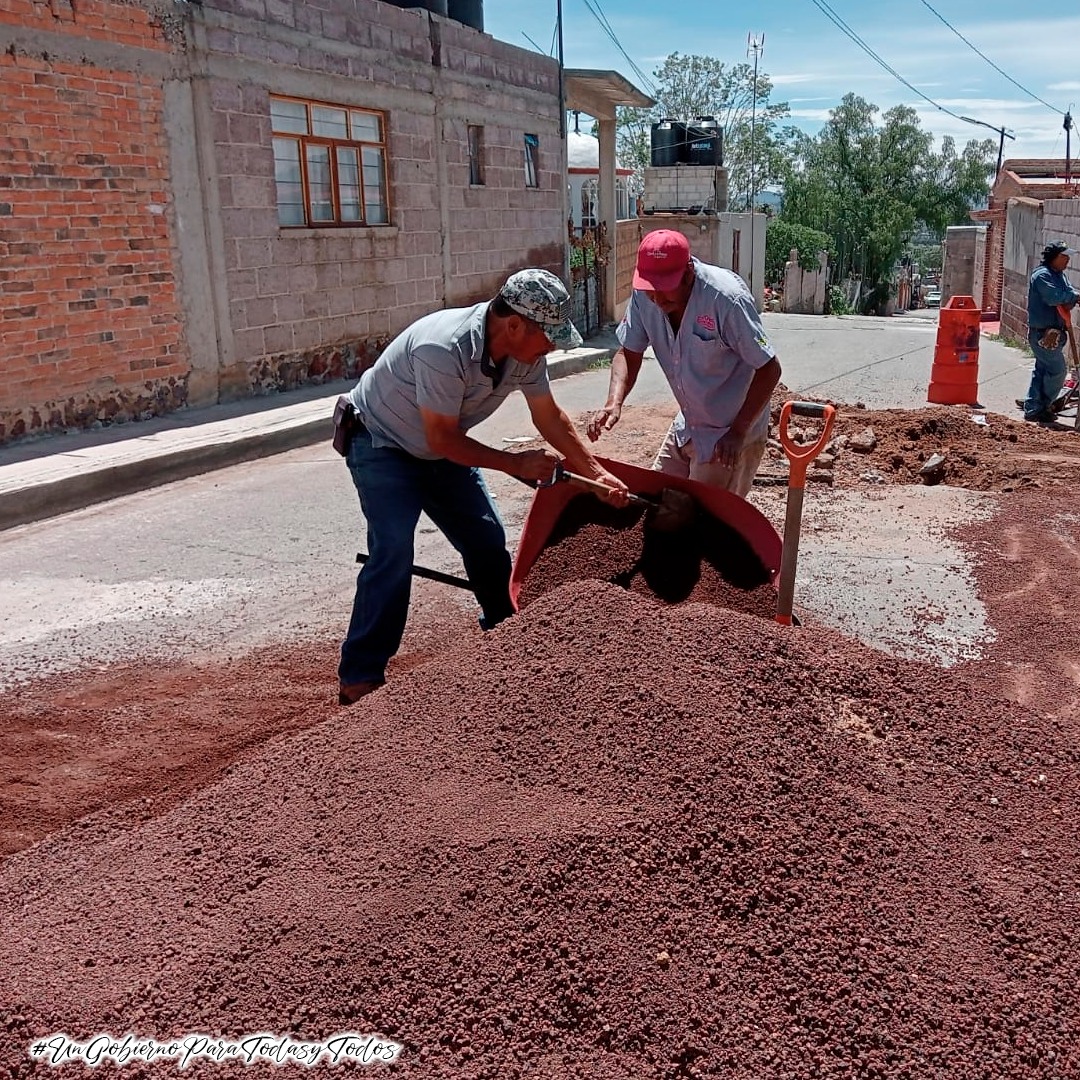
[
  {"x1": 337, "y1": 268, "x2": 628, "y2": 705},
  {"x1": 588, "y1": 230, "x2": 781, "y2": 496}
]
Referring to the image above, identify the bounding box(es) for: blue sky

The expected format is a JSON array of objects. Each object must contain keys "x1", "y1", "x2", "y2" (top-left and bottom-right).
[{"x1": 485, "y1": 0, "x2": 1078, "y2": 161}]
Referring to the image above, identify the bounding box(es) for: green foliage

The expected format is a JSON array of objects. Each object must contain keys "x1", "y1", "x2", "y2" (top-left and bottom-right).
[
  {"x1": 765, "y1": 220, "x2": 835, "y2": 283},
  {"x1": 908, "y1": 241, "x2": 943, "y2": 273},
  {"x1": 614, "y1": 53, "x2": 793, "y2": 210},
  {"x1": 779, "y1": 94, "x2": 995, "y2": 313},
  {"x1": 827, "y1": 285, "x2": 854, "y2": 316}
]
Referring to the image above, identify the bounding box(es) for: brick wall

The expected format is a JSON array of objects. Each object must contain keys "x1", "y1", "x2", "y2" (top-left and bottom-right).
[
  {"x1": 0, "y1": 0, "x2": 187, "y2": 442},
  {"x1": 0, "y1": 0, "x2": 565, "y2": 441},
  {"x1": 979, "y1": 208, "x2": 1005, "y2": 317}
]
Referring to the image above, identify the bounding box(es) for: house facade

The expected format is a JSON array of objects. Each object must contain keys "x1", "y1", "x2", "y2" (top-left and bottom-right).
[{"x1": 0, "y1": 0, "x2": 564, "y2": 444}]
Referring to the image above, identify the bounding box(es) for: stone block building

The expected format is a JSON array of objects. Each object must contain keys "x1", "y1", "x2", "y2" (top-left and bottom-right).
[{"x1": 0, "y1": 0, "x2": 563, "y2": 443}]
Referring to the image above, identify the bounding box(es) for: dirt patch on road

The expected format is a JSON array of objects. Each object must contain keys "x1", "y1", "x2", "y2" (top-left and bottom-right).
[
  {"x1": 563, "y1": 396, "x2": 1080, "y2": 495},
  {"x1": 951, "y1": 488, "x2": 1080, "y2": 721},
  {"x1": 2, "y1": 582, "x2": 1076, "y2": 1079}
]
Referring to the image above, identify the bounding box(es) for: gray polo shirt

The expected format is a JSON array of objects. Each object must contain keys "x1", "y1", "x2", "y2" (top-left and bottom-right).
[
  {"x1": 617, "y1": 258, "x2": 776, "y2": 462},
  {"x1": 348, "y1": 302, "x2": 550, "y2": 460}
]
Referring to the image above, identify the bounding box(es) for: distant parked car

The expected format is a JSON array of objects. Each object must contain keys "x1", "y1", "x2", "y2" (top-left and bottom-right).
[{"x1": 926, "y1": 288, "x2": 941, "y2": 307}]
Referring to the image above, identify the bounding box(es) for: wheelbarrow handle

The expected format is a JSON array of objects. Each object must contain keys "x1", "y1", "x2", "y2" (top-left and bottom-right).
[{"x1": 778, "y1": 400, "x2": 837, "y2": 487}]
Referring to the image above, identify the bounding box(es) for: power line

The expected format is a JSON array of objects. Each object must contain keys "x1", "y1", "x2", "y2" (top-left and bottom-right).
[
  {"x1": 578, "y1": 0, "x2": 658, "y2": 97},
  {"x1": 807, "y1": 0, "x2": 971, "y2": 124},
  {"x1": 521, "y1": 31, "x2": 547, "y2": 54},
  {"x1": 915, "y1": 0, "x2": 1062, "y2": 114}
]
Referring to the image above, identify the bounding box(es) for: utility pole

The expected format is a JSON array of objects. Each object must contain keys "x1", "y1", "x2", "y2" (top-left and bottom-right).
[
  {"x1": 556, "y1": 0, "x2": 566, "y2": 139},
  {"x1": 747, "y1": 32, "x2": 764, "y2": 305},
  {"x1": 958, "y1": 115, "x2": 1014, "y2": 179},
  {"x1": 1066, "y1": 111, "x2": 1073, "y2": 187}
]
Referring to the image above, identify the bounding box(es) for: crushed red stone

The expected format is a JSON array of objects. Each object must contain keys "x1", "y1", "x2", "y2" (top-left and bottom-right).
[
  {"x1": 517, "y1": 494, "x2": 775, "y2": 617},
  {"x1": 2, "y1": 582, "x2": 1078, "y2": 1080},
  {"x1": 950, "y1": 487, "x2": 1080, "y2": 720}
]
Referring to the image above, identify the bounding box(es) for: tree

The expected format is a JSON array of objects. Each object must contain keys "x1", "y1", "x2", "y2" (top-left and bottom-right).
[
  {"x1": 765, "y1": 221, "x2": 836, "y2": 284},
  {"x1": 779, "y1": 94, "x2": 994, "y2": 313},
  {"x1": 614, "y1": 52, "x2": 794, "y2": 210}
]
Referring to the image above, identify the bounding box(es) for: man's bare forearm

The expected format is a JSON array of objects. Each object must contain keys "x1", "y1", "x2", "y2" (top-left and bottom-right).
[
  {"x1": 427, "y1": 428, "x2": 524, "y2": 476},
  {"x1": 604, "y1": 348, "x2": 644, "y2": 407},
  {"x1": 731, "y1": 357, "x2": 782, "y2": 436}
]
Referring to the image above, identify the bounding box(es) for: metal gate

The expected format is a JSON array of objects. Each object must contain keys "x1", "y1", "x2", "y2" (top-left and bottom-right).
[{"x1": 568, "y1": 220, "x2": 608, "y2": 340}]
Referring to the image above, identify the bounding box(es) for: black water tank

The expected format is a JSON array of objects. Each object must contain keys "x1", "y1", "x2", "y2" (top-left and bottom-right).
[
  {"x1": 686, "y1": 116, "x2": 723, "y2": 166},
  {"x1": 448, "y1": 0, "x2": 483, "y2": 30},
  {"x1": 650, "y1": 119, "x2": 686, "y2": 167},
  {"x1": 386, "y1": 0, "x2": 449, "y2": 14}
]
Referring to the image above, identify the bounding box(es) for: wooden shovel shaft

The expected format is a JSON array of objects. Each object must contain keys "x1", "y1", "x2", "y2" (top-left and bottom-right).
[
  {"x1": 559, "y1": 468, "x2": 654, "y2": 507},
  {"x1": 775, "y1": 486, "x2": 806, "y2": 625}
]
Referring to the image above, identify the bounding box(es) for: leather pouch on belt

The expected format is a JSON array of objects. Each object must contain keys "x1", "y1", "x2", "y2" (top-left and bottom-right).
[{"x1": 332, "y1": 395, "x2": 360, "y2": 457}]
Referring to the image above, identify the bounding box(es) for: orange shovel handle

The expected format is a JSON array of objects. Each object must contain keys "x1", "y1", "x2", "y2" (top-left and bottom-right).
[{"x1": 778, "y1": 400, "x2": 837, "y2": 486}]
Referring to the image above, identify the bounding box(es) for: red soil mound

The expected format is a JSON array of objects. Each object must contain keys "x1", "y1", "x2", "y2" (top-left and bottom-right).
[{"x1": 2, "y1": 582, "x2": 1077, "y2": 1079}]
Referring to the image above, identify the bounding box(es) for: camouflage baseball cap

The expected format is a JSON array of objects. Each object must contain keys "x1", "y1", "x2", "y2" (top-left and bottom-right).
[{"x1": 499, "y1": 269, "x2": 583, "y2": 351}]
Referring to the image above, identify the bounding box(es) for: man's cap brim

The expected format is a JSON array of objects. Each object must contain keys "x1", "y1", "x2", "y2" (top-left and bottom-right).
[
  {"x1": 544, "y1": 319, "x2": 583, "y2": 351},
  {"x1": 633, "y1": 267, "x2": 686, "y2": 292}
]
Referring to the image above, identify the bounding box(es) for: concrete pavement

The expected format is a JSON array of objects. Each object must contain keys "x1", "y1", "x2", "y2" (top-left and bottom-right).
[{"x1": 0, "y1": 312, "x2": 1034, "y2": 532}]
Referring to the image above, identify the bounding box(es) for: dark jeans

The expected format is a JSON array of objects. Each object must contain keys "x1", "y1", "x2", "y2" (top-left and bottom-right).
[
  {"x1": 339, "y1": 431, "x2": 514, "y2": 685},
  {"x1": 1024, "y1": 328, "x2": 1068, "y2": 418}
]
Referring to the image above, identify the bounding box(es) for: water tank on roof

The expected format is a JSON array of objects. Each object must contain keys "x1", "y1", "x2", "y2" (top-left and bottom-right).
[
  {"x1": 385, "y1": 0, "x2": 449, "y2": 15},
  {"x1": 448, "y1": 0, "x2": 484, "y2": 30},
  {"x1": 650, "y1": 119, "x2": 686, "y2": 167},
  {"x1": 686, "y1": 116, "x2": 723, "y2": 166}
]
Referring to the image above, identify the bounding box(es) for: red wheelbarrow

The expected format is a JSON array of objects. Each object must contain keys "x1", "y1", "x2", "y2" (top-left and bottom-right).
[{"x1": 509, "y1": 455, "x2": 782, "y2": 611}]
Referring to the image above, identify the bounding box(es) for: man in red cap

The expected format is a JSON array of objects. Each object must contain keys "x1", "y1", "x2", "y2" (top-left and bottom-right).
[{"x1": 588, "y1": 229, "x2": 781, "y2": 497}]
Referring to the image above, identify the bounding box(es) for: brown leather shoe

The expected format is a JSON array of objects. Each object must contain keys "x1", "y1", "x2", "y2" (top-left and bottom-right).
[{"x1": 338, "y1": 680, "x2": 384, "y2": 706}]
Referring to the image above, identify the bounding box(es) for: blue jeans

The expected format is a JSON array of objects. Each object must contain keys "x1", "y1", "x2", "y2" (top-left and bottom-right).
[
  {"x1": 1024, "y1": 328, "x2": 1067, "y2": 417},
  {"x1": 339, "y1": 431, "x2": 514, "y2": 685}
]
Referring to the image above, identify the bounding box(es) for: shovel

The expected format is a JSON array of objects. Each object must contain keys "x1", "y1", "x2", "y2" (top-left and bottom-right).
[
  {"x1": 775, "y1": 400, "x2": 836, "y2": 626},
  {"x1": 542, "y1": 461, "x2": 698, "y2": 532}
]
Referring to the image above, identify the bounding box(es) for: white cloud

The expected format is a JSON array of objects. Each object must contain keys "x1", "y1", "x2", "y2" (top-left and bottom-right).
[
  {"x1": 1048, "y1": 81, "x2": 1080, "y2": 91},
  {"x1": 770, "y1": 73, "x2": 821, "y2": 86}
]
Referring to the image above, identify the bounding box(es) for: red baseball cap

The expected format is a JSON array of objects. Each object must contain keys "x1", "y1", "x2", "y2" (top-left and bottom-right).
[{"x1": 633, "y1": 229, "x2": 692, "y2": 291}]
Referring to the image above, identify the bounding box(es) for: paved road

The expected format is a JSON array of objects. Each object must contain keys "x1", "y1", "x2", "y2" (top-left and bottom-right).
[{"x1": 0, "y1": 312, "x2": 1029, "y2": 687}]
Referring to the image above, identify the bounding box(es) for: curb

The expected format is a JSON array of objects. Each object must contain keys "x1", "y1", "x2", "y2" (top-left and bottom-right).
[{"x1": 0, "y1": 346, "x2": 613, "y2": 533}]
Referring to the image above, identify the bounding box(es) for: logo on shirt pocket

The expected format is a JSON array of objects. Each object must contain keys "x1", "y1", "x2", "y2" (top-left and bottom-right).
[{"x1": 696, "y1": 314, "x2": 716, "y2": 332}]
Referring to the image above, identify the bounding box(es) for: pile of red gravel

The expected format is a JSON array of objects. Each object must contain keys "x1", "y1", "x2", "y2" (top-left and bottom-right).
[
  {"x1": 518, "y1": 495, "x2": 775, "y2": 618},
  {"x1": 2, "y1": 581, "x2": 1077, "y2": 1079}
]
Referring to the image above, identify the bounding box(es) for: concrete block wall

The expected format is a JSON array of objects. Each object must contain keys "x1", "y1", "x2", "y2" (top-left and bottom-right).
[
  {"x1": 643, "y1": 166, "x2": 726, "y2": 212},
  {"x1": 1000, "y1": 197, "x2": 1080, "y2": 341},
  {"x1": 0, "y1": 0, "x2": 187, "y2": 442},
  {"x1": 197, "y1": 0, "x2": 563, "y2": 399}
]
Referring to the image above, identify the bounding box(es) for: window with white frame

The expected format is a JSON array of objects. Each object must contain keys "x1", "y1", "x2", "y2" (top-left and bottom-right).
[
  {"x1": 581, "y1": 178, "x2": 598, "y2": 228},
  {"x1": 270, "y1": 96, "x2": 389, "y2": 227}
]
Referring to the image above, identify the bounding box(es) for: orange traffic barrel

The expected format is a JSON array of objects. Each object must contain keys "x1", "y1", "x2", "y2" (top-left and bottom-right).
[{"x1": 927, "y1": 294, "x2": 980, "y2": 405}]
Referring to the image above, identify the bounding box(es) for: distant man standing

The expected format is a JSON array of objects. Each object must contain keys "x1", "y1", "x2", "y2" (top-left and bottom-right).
[
  {"x1": 1024, "y1": 241, "x2": 1079, "y2": 424},
  {"x1": 587, "y1": 230, "x2": 781, "y2": 497},
  {"x1": 336, "y1": 269, "x2": 628, "y2": 706}
]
